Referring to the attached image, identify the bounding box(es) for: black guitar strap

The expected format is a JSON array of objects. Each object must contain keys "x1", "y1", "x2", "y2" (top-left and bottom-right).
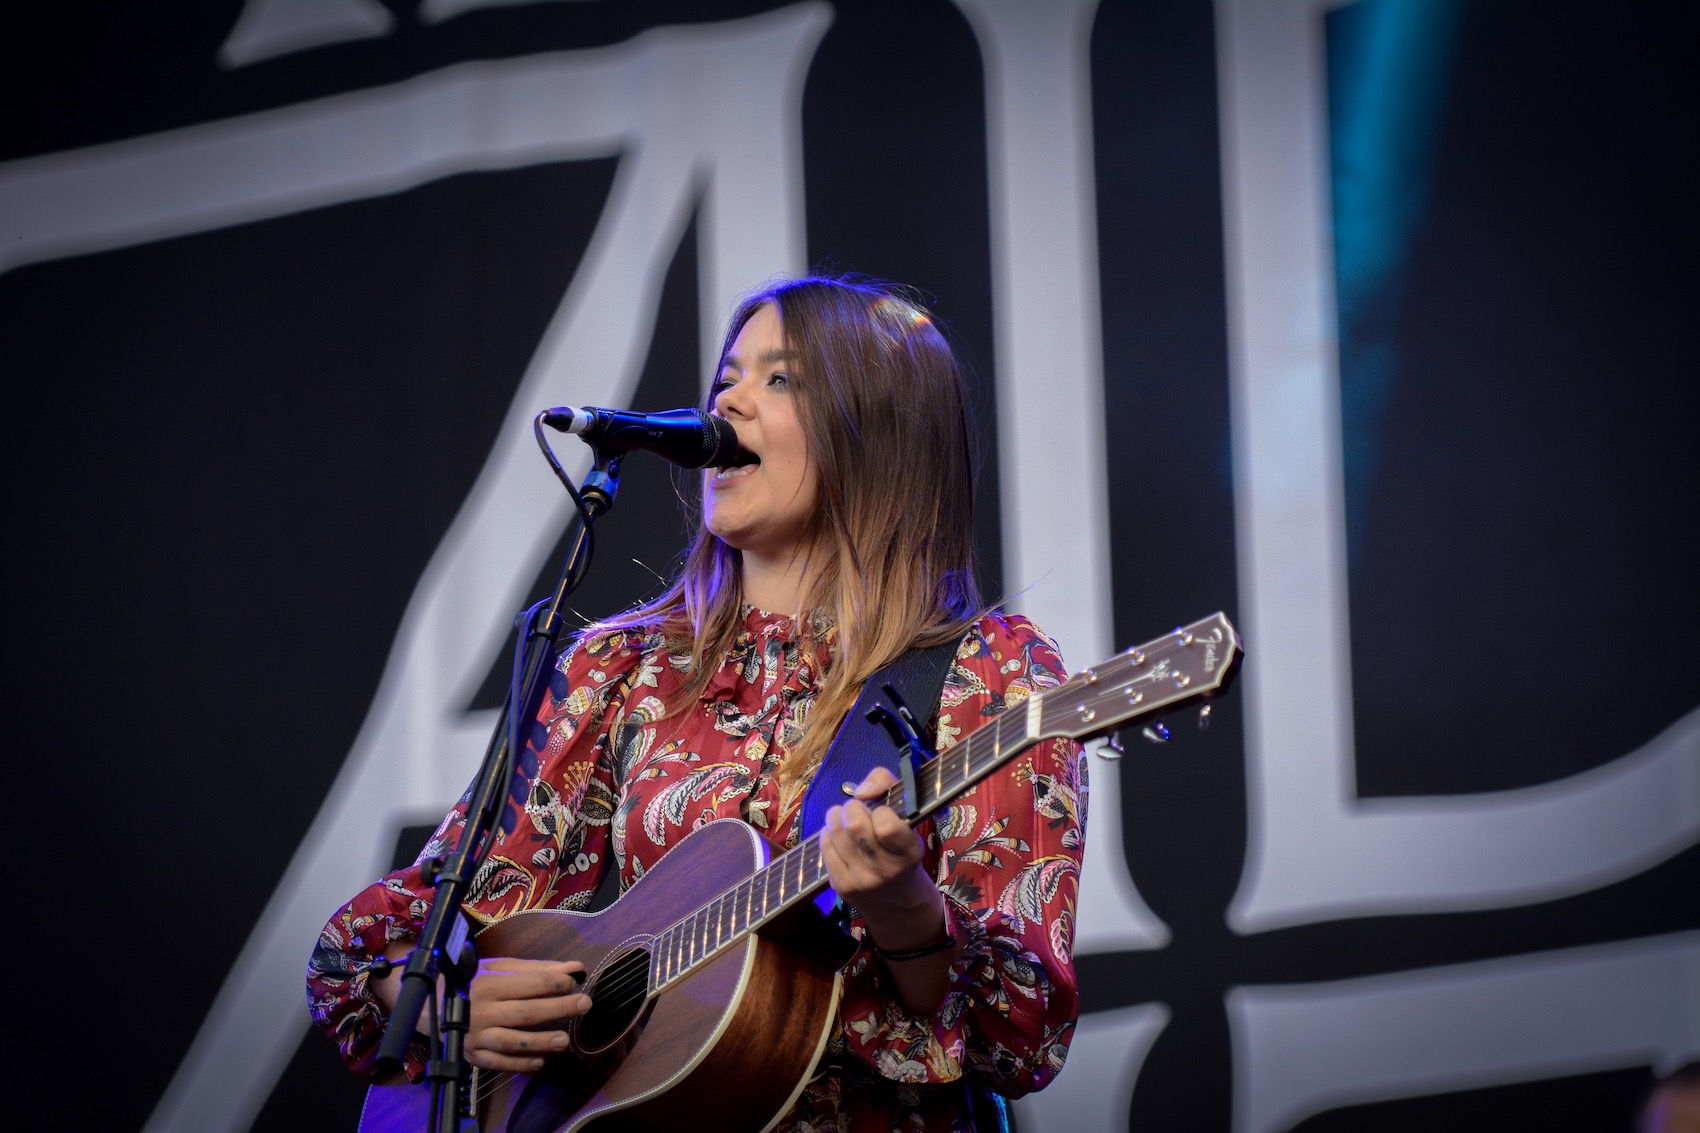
[{"x1": 797, "y1": 636, "x2": 961, "y2": 838}]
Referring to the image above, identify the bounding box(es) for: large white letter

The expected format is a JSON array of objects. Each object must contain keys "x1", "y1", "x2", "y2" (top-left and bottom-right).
[
  {"x1": 954, "y1": 0, "x2": 1171, "y2": 963},
  {"x1": 0, "y1": 10, "x2": 836, "y2": 1130},
  {"x1": 1213, "y1": 0, "x2": 1700, "y2": 934},
  {"x1": 1228, "y1": 933, "x2": 1700, "y2": 1133}
]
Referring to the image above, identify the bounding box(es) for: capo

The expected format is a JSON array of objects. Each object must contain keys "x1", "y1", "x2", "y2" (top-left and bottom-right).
[{"x1": 864, "y1": 682, "x2": 935, "y2": 820}]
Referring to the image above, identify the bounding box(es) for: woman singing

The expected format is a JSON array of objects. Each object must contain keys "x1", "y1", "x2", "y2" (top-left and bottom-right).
[{"x1": 308, "y1": 274, "x2": 1086, "y2": 1131}]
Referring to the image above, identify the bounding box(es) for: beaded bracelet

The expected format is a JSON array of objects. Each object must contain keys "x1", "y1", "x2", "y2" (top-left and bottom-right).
[{"x1": 871, "y1": 933, "x2": 956, "y2": 962}]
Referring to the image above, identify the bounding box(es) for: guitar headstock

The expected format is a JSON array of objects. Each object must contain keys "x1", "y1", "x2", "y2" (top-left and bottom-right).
[{"x1": 1038, "y1": 612, "x2": 1243, "y2": 743}]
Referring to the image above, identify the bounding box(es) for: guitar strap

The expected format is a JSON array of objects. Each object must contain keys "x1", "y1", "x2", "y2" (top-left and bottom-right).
[
  {"x1": 795, "y1": 632, "x2": 1019, "y2": 1133},
  {"x1": 796, "y1": 635, "x2": 960, "y2": 838}
]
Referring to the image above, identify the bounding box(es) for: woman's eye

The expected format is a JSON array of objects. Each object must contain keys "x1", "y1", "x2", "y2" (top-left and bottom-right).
[{"x1": 767, "y1": 371, "x2": 790, "y2": 388}]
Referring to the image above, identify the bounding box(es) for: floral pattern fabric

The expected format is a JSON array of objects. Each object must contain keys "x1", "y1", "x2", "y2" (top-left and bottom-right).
[{"x1": 308, "y1": 606, "x2": 1085, "y2": 1131}]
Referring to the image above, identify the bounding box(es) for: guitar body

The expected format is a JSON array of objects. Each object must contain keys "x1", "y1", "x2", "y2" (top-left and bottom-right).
[{"x1": 359, "y1": 819, "x2": 844, "y2": 1133}]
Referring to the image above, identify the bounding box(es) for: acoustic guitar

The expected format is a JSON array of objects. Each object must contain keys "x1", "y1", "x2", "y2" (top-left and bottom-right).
[{"x1": 359, "y1": 612, "x2": 1243, "y2": 1132}]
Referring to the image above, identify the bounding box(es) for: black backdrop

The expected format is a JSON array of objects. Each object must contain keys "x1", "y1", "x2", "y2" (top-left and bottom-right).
[{"x1": 2, "y1": 2, "x2": 1695, "y2": 1131}]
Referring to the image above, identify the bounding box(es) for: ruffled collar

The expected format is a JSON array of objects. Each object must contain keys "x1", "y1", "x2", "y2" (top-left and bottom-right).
[
  {"x1": 741, "y1": 604, "x2": 803, "y2": 640},
  {"x1": 699, "y1": 605, "x2": 833, "y2": 706}
]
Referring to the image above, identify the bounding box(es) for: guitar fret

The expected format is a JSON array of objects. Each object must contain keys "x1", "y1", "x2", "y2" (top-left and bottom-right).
[{"x1": 642, "y1": 616, "x2": 1242, "y2": 998}]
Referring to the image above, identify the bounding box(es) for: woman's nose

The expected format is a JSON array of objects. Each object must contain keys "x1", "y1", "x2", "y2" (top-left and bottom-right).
[{"x1": 713, "y1": 379, "x2": 750, "y2": 418}]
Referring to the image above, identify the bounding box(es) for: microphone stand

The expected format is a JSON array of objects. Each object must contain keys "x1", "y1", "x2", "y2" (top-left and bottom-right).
[{"x1": 373, "y1": 437, "x2": 624, "y2": 1132}]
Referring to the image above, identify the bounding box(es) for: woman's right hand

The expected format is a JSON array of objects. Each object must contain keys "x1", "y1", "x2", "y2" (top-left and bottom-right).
[
  {"x1": 373, "y1": 941, "x2": 592, "y2": 1074},
  {"x1": 464, "y1": 957, "x2": 592, "y2": 1073}
]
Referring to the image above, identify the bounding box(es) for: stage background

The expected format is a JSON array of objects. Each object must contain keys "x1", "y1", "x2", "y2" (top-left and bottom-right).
[{"x1": 2, "y1": 1, "x2": 1694, "y2": 1131}]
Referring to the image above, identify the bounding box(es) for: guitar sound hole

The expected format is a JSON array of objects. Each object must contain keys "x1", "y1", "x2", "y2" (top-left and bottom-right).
[{"x1": 575, "y1": 946, "x2": 651, "y2": 1055}]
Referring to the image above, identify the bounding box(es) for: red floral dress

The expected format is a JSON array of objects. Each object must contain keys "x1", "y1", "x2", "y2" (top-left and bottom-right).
[{"x1": 308, "y1": 607, "x2": 1085, "y2": 1131}]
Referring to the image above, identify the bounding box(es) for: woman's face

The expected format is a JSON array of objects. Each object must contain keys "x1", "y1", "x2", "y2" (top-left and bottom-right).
[{"x1": 704, "y1": 303, "x2": 819, "y2": 565}]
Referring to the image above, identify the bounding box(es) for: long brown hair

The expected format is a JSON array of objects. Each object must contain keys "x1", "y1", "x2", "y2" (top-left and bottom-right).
[{"x1": 593, "y1": 274, "x2": 983, "y2": 784}]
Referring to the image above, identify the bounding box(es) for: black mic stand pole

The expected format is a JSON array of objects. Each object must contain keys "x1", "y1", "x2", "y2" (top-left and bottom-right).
[{"x1": 373, "y1": 446, "x2": 624, "y2": 1132}]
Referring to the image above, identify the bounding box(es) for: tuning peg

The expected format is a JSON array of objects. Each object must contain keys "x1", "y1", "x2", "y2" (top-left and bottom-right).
[
  {"x1": 1198, "y1": 705, "x2": 1212, "y2": 732},
  {"x1": 1094, "y1": 735, "x2": 1126, "y2": 761},
  {"x1": 1141, "y1": 721, "x2": 1171, "y2": 745}
]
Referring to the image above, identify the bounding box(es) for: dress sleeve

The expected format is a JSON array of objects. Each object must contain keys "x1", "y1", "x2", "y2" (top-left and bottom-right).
[
  {"x1": 835, "y1": 613, "x2": 1086, "y2": 1097},
  {"x1": 304, "y1": 627, "x2": 645, "y2": 1080}
]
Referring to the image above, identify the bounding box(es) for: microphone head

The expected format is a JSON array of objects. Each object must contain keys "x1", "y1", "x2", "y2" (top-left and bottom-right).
[
  {"x1": 540, "y1": 404, "x2": 743, "y2": 468},
  {"x1": 699, "y1": 413, "x2": 743, "y2": 468}
]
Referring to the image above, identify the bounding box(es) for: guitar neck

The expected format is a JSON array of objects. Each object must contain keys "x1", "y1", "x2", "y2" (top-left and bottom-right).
[
  {"x1": 646, "y1": 612, "x2": 1242, "y2": 993},
  {"x1": 647, "y1": 704, "x2": 1032, "y2": 991}
]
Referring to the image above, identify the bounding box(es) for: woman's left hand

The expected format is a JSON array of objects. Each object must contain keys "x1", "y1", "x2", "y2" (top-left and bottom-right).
[{"x1": 820, "y1": 767, "x2": 951, "y2": 960}]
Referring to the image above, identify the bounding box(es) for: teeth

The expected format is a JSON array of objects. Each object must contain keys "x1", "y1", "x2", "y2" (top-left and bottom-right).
[{"x1": 714, "y1": 464, "x2": 757, "y2": 482}]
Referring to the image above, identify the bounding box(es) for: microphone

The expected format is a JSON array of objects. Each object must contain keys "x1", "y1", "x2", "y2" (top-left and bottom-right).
[{"x1": 541, "y1": 405, "x2": 741, "y2": 468}]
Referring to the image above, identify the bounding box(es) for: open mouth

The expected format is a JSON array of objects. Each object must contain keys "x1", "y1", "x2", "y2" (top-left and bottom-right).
[
  {"x1": 713, "y1": 447, "x2": 760, "y2": 478},
  {"x1": 714, "y1": 445, "x2": 761, "y2": 466}
]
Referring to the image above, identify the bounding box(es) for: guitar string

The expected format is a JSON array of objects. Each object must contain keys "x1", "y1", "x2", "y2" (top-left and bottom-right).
[
  {"x1": 587, "y1": 632, "x2": 1168, "y2": 1003},
  {"x1": 465, "y1": 718, "x2": 1041, "y2": 1110},
  {"x1": 501, "y1": 638, "x2": 1170, "y2": 1017},
  {"x1": 457, "y1": 635, "x2": 1194, "y2": 1107},
  {"x1": 507, "y1": 705, "x2": 1026, "y2": 1024},
  {"x1": 467, "y1": 691, "x2": 1086, "y2": 1109},
  {"x1": 461, "y1": 638, "x2": 1202, "y2": 1125},
  {"x1": 559, "y1": 631, "x2": 1193, "y2": 1023}
]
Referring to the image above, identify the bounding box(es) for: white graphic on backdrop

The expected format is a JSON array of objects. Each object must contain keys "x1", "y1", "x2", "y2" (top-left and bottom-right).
[
  {"x1": 4, "y1": 1, "x2": 1692, "y2": 1130},
  {"x1": 1214, "y1": 0, "x2": 1700, "y2": 931},
  {"x1": 953, "y1": 0, "x2": 1169, "y2": 965},
  {"x1": 217, "y1": 0, "x2": 600, "y2": 68},
  {"x1": 951, "y1": 0, "x2": 1173, "y2": 1125},
  {"x1": 1214, "y1": 0, "x2": 1700, "y2": 1127},
  {"x1": 0, "y1": 8, "x2": 828, "y2": 1129},
  {"x1": 218, "y1": 0, "x2": 394, "y2": 69},
  {"x1": 1229, "y1": 932, "x2": 1700, "y2": 1132}
]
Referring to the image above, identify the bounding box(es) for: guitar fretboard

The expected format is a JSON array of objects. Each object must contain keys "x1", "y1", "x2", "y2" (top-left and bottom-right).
[
  {"x1": 647, "y1": 696, "x2": 1035, "y2": 991},
  {"x1": 645, "y1": 614, "x2": 1237, "y2": 993}
]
